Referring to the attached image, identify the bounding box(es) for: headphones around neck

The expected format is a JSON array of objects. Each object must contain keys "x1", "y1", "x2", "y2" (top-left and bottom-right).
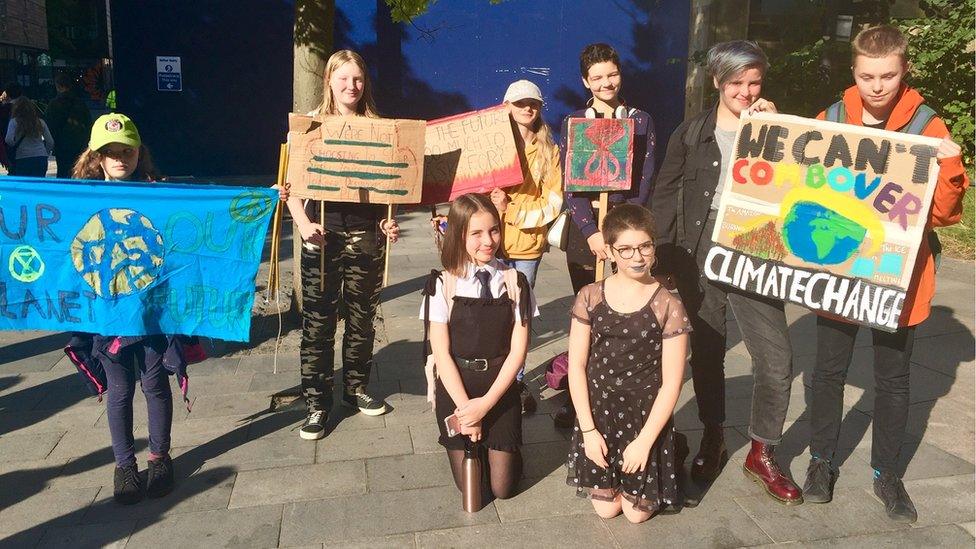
[{"x1": 584, "y1": 105, "x2": 632, "y2": 119}]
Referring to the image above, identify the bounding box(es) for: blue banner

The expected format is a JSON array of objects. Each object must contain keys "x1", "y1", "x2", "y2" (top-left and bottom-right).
[{"x1": 0, "y1": 177, "x2": 278, "y2": 341}]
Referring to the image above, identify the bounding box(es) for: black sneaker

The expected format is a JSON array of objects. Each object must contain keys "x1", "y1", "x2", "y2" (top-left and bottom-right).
[
  {"x1": 146, "y1": 454, "x2": 175, "y2": 498},
  {"x1": 873, "y1": 470, "x2": 917, "y2": 523},
  {"x1": 802, "y1": 457, "x2": 836, "y2": 503},
  {"x1": 519, "y1": 382, "x2": 537, "y2": 415},
  {"x1": 299, "y1": 410, "x2": 328, "y2": 440},
  {"x1": 341, "y1": 389, "x2": 390, "y2": 416},
  {"x1": 113, "y1": 464, "x2": 143, "y2": 505}
]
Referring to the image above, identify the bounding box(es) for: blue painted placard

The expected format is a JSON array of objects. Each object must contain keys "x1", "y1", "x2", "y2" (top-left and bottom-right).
[{"x1": 0, "y1": 177, "x2": 277, "y2": 341}]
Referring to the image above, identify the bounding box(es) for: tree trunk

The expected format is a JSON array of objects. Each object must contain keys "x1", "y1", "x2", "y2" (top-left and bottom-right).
[
  {"x1": 291, "y1": 0, "x2": 334, "y2": 312},
  {"x1": 684, "y1": 0, "x2": 751, "y2": 118}
]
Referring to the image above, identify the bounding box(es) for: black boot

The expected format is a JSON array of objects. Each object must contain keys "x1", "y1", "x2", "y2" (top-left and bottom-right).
[
  {"x1": 802, "y1": 456, "x2": 836, "y2": 503},
  {"x1": 690, "y1": 425, "x2": 727, "y2": 482},
  {"x1": 113, "y1": 463, "x2": 143, "y2": 505},
  {"x1": 147, "y1": 454, "x2": 175, "y2": 498},
  {"x1": 873, "y1": 470, "x2": 917, "y2": 523}
]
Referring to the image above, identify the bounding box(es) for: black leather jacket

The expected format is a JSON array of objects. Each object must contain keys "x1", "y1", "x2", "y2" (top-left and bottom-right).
[{"x1": 649, "y1": 104, "x2": 723, "y2": 278}]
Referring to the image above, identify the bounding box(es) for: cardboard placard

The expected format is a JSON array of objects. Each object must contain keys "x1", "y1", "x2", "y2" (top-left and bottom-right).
[
  {"x1": 421, "y1": 105, "x2": 523, "y2": 204},
  {"x1": 706, "y1": 112, "x2": 942, "y2": 331},
  {"x1": 286, "y1": 114, "x2": 426, "y2": 204},
  {"x1": 564, "y1": 117, "x2": 634, "y2": 192}
]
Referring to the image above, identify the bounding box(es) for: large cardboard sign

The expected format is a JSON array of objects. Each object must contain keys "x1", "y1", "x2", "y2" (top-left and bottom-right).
[
  {"x1": 286, "y1": 114, "x2": 426, "y2": 204},
  {"x1": 564, "y1": 118, "x2": 634, "y2": 192},
  {"x1": 422, "y1": 105, "x2": 523, "y2": 204},
  {"x1": 706, "y1": 112, "x2": 942, "y2": 331}
]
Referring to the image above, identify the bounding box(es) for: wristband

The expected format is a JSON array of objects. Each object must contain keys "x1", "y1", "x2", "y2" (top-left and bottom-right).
[{"x1": 581, "y1": 426, "x2": 596, "y2": 434}]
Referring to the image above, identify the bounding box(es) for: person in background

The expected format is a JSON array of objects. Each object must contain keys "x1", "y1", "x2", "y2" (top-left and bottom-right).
[
  {"x1": 46, "y1": 73, "x2": 93, "y2": 178},
  {"x1": 5, "y1": 96, "x2": 54, "y2": 177}
]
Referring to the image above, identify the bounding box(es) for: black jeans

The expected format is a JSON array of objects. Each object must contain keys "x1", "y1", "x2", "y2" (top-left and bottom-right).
[
  {"x1": 678, "y1": 214, "x2": 794, "y2": 443},
  {"x1": 810, "y1": 316, "x2": 916, "y2": 474}
]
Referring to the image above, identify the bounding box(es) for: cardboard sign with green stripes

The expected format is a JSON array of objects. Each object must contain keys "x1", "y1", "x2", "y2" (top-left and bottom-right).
[{"x1": 287, "y1": 113, "x2": 426, "y2": 204}]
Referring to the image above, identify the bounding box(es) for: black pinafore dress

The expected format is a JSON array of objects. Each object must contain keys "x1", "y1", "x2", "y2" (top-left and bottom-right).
[{"x1": 429, "y1": 276, "x2": 524, "y2": 452}]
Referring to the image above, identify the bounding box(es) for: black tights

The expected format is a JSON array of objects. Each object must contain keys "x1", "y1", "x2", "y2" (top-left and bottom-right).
[{"x1": 446, "y1": 448, "x2": 522, "y2": 500}]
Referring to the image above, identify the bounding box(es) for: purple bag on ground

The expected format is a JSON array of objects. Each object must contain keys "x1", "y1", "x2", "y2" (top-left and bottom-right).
[{"x1": 545, "y1": 351, "x2": 569, "y2": 391}]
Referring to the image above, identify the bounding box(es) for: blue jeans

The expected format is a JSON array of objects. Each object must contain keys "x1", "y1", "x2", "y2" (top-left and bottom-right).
[
  {"x1": 500, "y1": 257, "x2": 541, "y2": 382},
  {"x1": 500, "y1": 257, "x2": 541, "y2": 288},
  {"x1": 10, "y1": 156, "x2": 48, "y2": 177}
]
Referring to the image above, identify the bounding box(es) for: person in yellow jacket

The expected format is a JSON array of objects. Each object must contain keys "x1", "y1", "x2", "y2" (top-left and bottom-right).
[
  {"x1": 490, "y1": 79, "x2": 563, "y2": 287},
  {"x1": 489, "y1": 79, "x2": 563, "y2": 414}
]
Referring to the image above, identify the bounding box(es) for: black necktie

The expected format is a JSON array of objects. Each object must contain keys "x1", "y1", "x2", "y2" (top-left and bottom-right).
[{"x1": 475, "y1": 270, "x2": 492, "y2": 299}]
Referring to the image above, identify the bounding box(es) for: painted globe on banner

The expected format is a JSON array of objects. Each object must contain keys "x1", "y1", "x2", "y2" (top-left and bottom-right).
[
  {"x1": 70, "y1": 208, "x2": 166, "y2": 297},
  {"x1": 782, "y1": 201, "x2": 866, "y2": 265}
]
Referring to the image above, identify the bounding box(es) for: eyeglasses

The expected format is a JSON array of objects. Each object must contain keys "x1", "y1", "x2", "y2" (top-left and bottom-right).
[{"x1": 611, "y1": 241, "x2": 654, "y2": 259}]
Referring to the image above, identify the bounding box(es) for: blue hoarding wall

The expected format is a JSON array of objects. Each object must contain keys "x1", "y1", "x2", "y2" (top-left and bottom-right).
[
  {"x1": 340, "y1": 0, "x2": 690, "y2": 167},
  {"x1": 110, "y1": 1, "x2": 688, "y2": 177},
  {"x1": 109, "y1": 0, "x2": 294, "y2": 177}
]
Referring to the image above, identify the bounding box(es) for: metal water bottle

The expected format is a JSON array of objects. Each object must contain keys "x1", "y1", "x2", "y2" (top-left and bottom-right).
[{"x1": 461, "y1": 441, "x2": 482, "y2": 512}]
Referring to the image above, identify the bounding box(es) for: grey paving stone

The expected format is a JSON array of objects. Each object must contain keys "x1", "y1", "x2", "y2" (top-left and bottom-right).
[
  {"x1": 848, "y1": 440, "x2": 974, "y2": 481},
  {"x1": 189, "y1": 392, "x2": 272, "y2": 419},
  {"x1": 35, "y1": 520, "x2": 136, "y2": 549},
  {"x1": 187, "y1": 356, "x2": 242, "y2": 376},
  {"x1": 280, "y1": 486, "x2": 498, "y2": 546},
  {"x1": 192, "y1": 433, "x2": 315, "y2": 472},
  {"x1": 0, "y1": 349, "x2": 64, "y2": 375},
  {"x1": 237, "y1": 352, "x2": 300, "y2": 374},
  {"x1": 173, "y1": 373, "x2": 254, "y2": 396},
  {"x1": 0, "y1": 405, "x2": 104, "y2": 436},
  {"x1": 0, "y1": 486, "x2": 98, "y2": 537},
  {"x1": 366, "y1": 453, "x2": 453, "y2": 492},
  {"x1": 409, "y1": 423, "x2": 442, "y2": 455},
  {"x1": 323, "y1": 534, "x2": 415, "y2": 548},
  {"x1": 521, "y1": 440, "x2": 571, "y2": 479},
  {"x1": 248, "y1": 370, "x2": 302, "y2": 393},
  {"x1": 733, "y1": 486, "x2": 909, "y2": 543},
  {"x1": 94, "y1": 396, "x2": 190, "y2": 428},
  {"x1": 897, "y1": 474, "x2": 975, "y2": 528},
  {"x1": 416, "y1": 514, "x2": 610, "y2": 548},
  {"x1": 126, "y1": 504, "x2": 283, "y2": 548},
  {"x1": 605, "y1": 494, "x2": 773, "y2": 547},
  {"x1": 384, "y1": 399, "x2": 437, "y2": 428},
  {"x1": 46, "y1": 427, "x2": 114, "y2": 460},
  {"x1": 230, "y1": 460, "x2": 366, "y2": 508},
  {"x1": 522, "y1": 413, "x2": 570, "y2": 444},
  {"x1": 0, "y1": 431, "x2": 64, "y2": 461},
  {"x1": 909, "y1": 332, "x2": 975, "y2": 378},
  {"x1": 84, "y1": 466, "x2": 237, "y2": 524},
  {"x1": 959, "y1": 521, "x2": 975, "y2": 536},
  {"x1": 138, "y1": 414, "x2": 252, "y2": 449},
  {"x1": 771, "y1": 523, "x2": 976, "y2": 547},
  {"x1": 494, "y1": 474, "x2": 592, "y2": 522},
  {"x1": 316, "y1": 426, "x2": 413, "y2": 463}
]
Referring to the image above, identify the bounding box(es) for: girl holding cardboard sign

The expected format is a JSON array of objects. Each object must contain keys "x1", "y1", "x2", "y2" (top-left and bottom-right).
[
  {"x1": 280, "y1": 50, "x2": 401, "y2": 441},
  {"x1": 555, "y1": 43, "x2": 657, "y2": 429}
]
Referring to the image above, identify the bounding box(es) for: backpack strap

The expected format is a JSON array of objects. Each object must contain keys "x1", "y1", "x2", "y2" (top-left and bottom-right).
[
  {"x1": 900, "y1": 104, "x2": 937, "y2": 136},
  {"x1": 825, "y1": 100, "x2": 846, "y2": 123}
]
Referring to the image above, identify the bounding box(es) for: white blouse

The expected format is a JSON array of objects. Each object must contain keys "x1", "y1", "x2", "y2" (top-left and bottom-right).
[{"x1": 419, "y1": 259, "x2": 539, "y2": 324}]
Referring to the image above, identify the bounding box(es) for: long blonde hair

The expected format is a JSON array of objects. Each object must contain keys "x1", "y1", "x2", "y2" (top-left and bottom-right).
[
  {"x1": 527, "y1": 117, "x2": 558, "y2": 182},
  {"x1": 318, "y1": 50, "x2": 379, "y2": 118},
  {"x1": 11, "y1": 97, "x2": 43, "y2": 140},
  {"x1": 71, "y1": 145, "x2": 161, "y2": 181}
]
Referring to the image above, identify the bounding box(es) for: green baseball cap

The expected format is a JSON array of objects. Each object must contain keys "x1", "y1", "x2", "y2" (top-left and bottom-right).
[{"x1": 89, "y1": 113, "x2": 142, "y2": 151}]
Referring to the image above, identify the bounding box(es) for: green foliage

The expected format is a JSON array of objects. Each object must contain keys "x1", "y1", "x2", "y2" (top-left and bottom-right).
[
  {"x1": 384, "y1": 0, "x2": 505, "y2": 23},
  {"x1": 897, "y1": 0, "x2": 976, "y2": 163}
]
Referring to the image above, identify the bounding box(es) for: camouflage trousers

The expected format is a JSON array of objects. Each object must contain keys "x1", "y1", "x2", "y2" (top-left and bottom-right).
[{"x1": 300, "y1": 229, "x2": 384, "y2": 412}]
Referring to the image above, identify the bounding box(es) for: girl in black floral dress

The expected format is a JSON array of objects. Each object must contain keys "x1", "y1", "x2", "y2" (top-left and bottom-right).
[{"x1": 566, "y1": 204, "x2": 691, "y2": 523}]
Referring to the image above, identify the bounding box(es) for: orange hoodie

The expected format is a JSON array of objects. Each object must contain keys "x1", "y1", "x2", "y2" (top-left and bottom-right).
[{"x1": 817, "y1": 85, "x2": 970, "y2": 326}]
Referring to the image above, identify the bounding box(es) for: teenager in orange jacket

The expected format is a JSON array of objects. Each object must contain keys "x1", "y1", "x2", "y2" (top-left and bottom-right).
[{"x1": 803, "y1": 25, "x2": 969, "y2": 524}]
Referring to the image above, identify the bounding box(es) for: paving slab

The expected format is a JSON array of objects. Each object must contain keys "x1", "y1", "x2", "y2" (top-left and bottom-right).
[
  {"x1": 365, "y1": 452, "x2": 453, "y2": 492},
  {"x1": 494, "y1": 474, "x2": 593, "y2": 522},
  {"x1": 605, "y1": 494, "x2": 773, "y2": 547},
  {"x1": 35, "y1": 520, "x2": 136, "y2": 549},
  {"x1": 757, "y1": 523, "x2": 976, "y2": 547},
  {"x1": 896, "y1": 474, "x2": 975, "y2": 528},
  {"x1": 0, "y1": 431, "x2": 64, "y2": 462},
  {"x1": 229, "y1": 460, "x2": 366, "y2": 508},
  {"x1": 83, "y1": 466, "x2": 237, "y2": 524},
  {"x1": 279, "y1": 486, "x2": 499, "y2": 546},
  {"x1": 733, "y1": 486, "x2": 909, "y2": 543},
  {"x1": 323, "y1": 535, "x2": 415, "y2": 548},
  {"x1": 126, "y1": 504, "x2": 283, "y2": 548},
  {"x1": 0, "y1": 486, "x2": 99, "y2": 538},
  {"x1": 316, "y1": 426, "x2": 413, "y2": 462},
  {"x1": 415, "y1": 514, "x2": 611, "y2": 548}
]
